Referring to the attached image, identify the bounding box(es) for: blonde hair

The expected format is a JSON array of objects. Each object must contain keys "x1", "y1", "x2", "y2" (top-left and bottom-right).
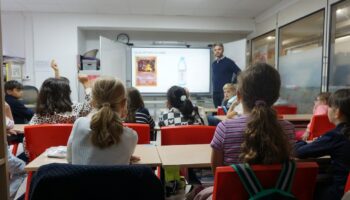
[
  {"x1": 90, "y1": 77, "x2": 126, "y2": 149},
  {"x1": 223, "y1": 83, "x2": 236, "y2": 92}
]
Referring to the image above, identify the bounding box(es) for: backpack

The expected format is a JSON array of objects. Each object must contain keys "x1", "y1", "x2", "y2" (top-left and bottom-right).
[{"x1": 231, "y1": 160, "x2": 297, "y2": 200}]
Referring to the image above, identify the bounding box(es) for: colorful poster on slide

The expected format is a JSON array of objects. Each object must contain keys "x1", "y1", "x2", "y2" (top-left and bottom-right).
[{"x1": 135, "y1": 56, "x2": 157, "y2": 86}]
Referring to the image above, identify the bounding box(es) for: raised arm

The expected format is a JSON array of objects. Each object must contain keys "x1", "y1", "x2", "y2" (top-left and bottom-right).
[
  {"x1": 226, "y1": 99, "x2": 239, "y2": 119},
  {"x1": 78, "y1": 74, "x2": 91, "y2": 90},
  {"x1": 51, "y1": 59, "x2": 60, "y2": 78}
]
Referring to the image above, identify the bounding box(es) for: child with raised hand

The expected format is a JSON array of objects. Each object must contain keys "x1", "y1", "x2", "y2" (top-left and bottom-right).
[
  {"x1": 295, "y1": 89, "x2": 350, "y2": 200},
  {"x1": 299, "y1": 92, "x2": 331, "y2": 140},
  {"x1": 29, "y1": 60, "x2": 92, "y2": 124},
  {"x1": 125, "y1": 87, "x2": 156, "y2": 140},
  {"x1": 159, "y1": 85, "x2": 203, "y2": 127},
  {"x1": 192, "y1": 63, "x2": 295, "y2": 200},
  {"x1": 67, "y1": 77, "x2": 138, "y2": 165}
]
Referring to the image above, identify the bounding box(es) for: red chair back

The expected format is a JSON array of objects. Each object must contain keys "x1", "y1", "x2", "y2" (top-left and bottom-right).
[
  {"x1": 161, "y1": 125, "x2": 216, "y2": 145},
  {"x1": 24, "y1": 124, "x2": 73, "y2": 161},
  {"x1": 213, "y1": 162, "x2": 318, "y2": 200},
  {"x1": 308, "y1": 115, "x2": 335, "y2": 140},
  {"x1": 217, "y1": 106, "x2": 225, "y2": 115},
  {"x1": 123, "y1": 123, "x2": 150, "y2": 144},
  {"x1": 273, "y1": 105, "x2": 297, "y2": 115}
]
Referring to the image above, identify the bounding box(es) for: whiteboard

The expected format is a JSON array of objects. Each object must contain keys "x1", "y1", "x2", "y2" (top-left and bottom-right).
[{"x1": 131, "y1": 47, "x2": 211, "y2": 94}]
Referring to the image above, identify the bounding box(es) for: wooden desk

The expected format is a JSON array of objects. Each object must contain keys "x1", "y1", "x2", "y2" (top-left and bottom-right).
[
  {"x1": 25, "y1": 145, "x2": 161, "y2": 172},
  {"x1": 282, "y1": 114, "x2": 312, "y2": 122},
  {"x1": 13, "y1": 124, "x2": 26, "y2": 133},
  {"x1": 203, "y1": 108, "x2": 217, "y2": 113},
  {"x1": 214, "y1": 114, "x2": 312, "y2": 123},
  {"x1": 157, "y1": 144, "x2": 211, "y2": 168},
  {"x1": 156, "y1": 144, "x2": 330, "y2": 168}
]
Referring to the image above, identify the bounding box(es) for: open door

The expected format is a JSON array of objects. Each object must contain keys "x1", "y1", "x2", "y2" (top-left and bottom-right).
[
  {"x1": 100, "y1": 36, "x2": 127, "y2": 83},
  {"x1": 223, "y1": 39, "x2": 246, "y2": 70}
]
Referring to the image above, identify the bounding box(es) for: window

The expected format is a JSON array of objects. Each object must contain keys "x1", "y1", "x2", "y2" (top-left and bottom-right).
[
  {"x1": 329, "y1": 0, "x2": 350, "y2": 91},
  {"x1": 251, "y1": 31, "x2": 276, "y2": 66},
  {"x1": 278, "y1": 10, "x2": 325, "y2": 113}
]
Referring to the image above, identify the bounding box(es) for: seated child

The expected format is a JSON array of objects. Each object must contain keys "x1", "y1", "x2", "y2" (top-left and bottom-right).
[
  {"x1": 298, "y1": 92, "x2": 331, "y2": 140},
  {"x1": 67, "y1": 77, "x2": 138, "y2": 165},
  {"x1": 159, "y1": 85, "x2": 203, "y2": 127},
  {"x1": 5, "y1": 103, "x2": 26, "y2": 199},
  {"x1": 5, "y1": 80, "x2": 34, "y2": 124},
  {"x1": 29, "y1": 60, "x2": 92, "y2": 124},
  {"x1": 29, "y1": 76, "x2": 92, "y2": 124},
  {"x1": 192, "y1": 63, "x2": 295, "y2": 200},
  {"x1": 221, "y1": 83, "x2": 237, "y2": 112},
  {"x1": 158, "y1": 85, "x2": 203, "y2": 195},
  {"x1": 208, "y1": 83, "x2": 242, "y2": 126},
  {"x1": 125, "y1": 87, "x2": 156, "y2": 140},
  {"x1": 295, "y1": 89, "x2": 350, "y2": 200}
]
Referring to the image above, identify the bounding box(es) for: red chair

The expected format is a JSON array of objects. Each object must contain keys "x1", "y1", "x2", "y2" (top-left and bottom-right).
[
  {"x1": 24, "y1": 124, "x2": 73, "y2": 200},
  {"x1": 213, "y1": 162, "x2": 319, "y2": 200},
  {"x1": 123, "y1": 123, "x2": 150, "y2": 144},
  {"x1": 217, "y1": 107, "x2": 225, "y2": 115},
  {"x1": 308, "y1": 115, "x2": 335, "y2": 140},
  {"x1": 160, "y1": 125, "x2": 216, "y2": 145},
  {"x1": 273, "y1": 105, "x2": 297, "y2": 115},
  {"x1": 24, "y1": 124, "x2": 73, "y2": 161},
  {"x1": 160, "y1": 125, "x2": 216, "y2": 179},
  {"x1": 345, "y1": 173, "x2": 350, "y2": 193}
]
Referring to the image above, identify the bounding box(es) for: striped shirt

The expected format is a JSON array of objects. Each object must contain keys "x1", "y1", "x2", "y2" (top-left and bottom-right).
[
  {"x1": 210, "y1": 115, "x2": 295, "y2": 165},
  {"x1": 135, "y1": 107, "x2": 155, "y2": 130}
]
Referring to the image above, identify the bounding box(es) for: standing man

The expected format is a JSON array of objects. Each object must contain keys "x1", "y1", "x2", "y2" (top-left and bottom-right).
[{"x1": 212, "y1": 43, "x2": 241, "y2": 108}]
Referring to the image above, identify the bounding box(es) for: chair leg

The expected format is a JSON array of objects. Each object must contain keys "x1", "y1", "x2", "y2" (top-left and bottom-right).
[
  {"x1": 25, "y1": 172, "x2": 32, "y2": 200},
  {"x1": 12, "y1": 143, "x2": 19, "y2": 156}
]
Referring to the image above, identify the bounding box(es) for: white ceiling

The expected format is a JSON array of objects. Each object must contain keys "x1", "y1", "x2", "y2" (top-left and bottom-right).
[{"x1": 1, "y1": 0, "x2": 283, "y2": 18}]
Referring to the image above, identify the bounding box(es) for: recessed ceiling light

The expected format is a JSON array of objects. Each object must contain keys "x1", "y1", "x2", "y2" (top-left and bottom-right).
[
  {"x1": 267, "y1": 36, "x2": 275, "y2": 40},
  {"x1": 336, "y1": 8, "x2": 344, "y2": 15}
]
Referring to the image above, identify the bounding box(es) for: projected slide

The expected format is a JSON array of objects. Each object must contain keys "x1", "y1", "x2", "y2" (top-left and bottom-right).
[{"x1": 131, "y1": 48, "x2": 210, "y2": 94}]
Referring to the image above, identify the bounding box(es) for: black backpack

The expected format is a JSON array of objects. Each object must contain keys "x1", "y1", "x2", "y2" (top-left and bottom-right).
[{"x1": 231, "y1": 160, "x2": 297, "y2": 200}]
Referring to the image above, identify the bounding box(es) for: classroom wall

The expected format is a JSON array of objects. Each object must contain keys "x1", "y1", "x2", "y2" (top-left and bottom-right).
[
  {"x1": 1, "y1": 11, "x2": 254, "y2": 100},
  {"x1": 2, "y1": 12, "x2": 25, "y2": 58},
  {"x1": 223, "y1": 39, "x2": 246, "y2": 69}
]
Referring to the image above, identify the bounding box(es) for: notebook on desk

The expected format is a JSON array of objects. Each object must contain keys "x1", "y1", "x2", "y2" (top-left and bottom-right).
[{"x1": 45, "y1": 146, "x2": 67, "y2": 158}]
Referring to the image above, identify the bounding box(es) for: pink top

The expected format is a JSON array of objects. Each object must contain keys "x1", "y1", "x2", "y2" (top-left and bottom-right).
[
  {"x1": 313, "y1": 104, "x2": 329, "y2": 115},
  {"x1": 307, "y1": 104, "x2": 329, "y2": 130},
  {"x1": 210, "y1": 115, "x2": 295, "y2": 165}
]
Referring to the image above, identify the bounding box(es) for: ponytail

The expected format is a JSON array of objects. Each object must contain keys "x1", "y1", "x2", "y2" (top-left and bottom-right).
[
  {"x1": 239, "y1": 102, "x2": 291, "y2": 164},
  {"x1": 90, "y1": 77, "x2": 126, "y2": 149},
  {"x1": 237, "y1": 63, "x2": 292, "y2": 164},
  {"x1": 90, "y1": 104, "x2": 124, "y2": 148},
  {"x1": 167, "y1": 85, "x2": 198, "y2": 123},
  {"x1": 179, "y1": 99, "x2": 195, "y2": 120}
]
